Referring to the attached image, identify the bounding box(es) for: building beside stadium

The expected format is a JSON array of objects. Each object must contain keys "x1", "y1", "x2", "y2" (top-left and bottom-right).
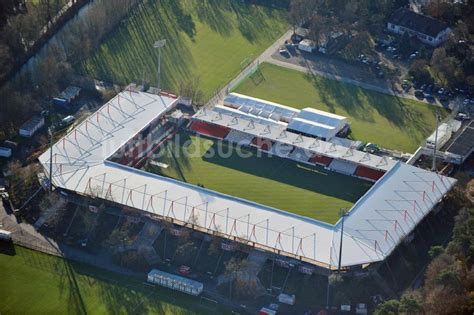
[{"x1": 38, "y1": 87, "x2": 456, "y2": 271}]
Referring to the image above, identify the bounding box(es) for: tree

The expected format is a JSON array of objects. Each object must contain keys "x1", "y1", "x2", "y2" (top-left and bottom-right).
[
  {"x1": 398, "y1": 31, "x2": 412, "y2": 57},
  {"x1": 374, "y1": 299, "x2": 400, "y2": 315},
  {"x1": 288, "y1": 0, "x2": 306, "y2": 31},
  {"x1": 409, "y1": 60, "x2": 433, "y2": 84},
  {"x1": 174, "y1": 241, "x2": 197, "y2": 265},
  {"x1": 113, "y1": 249, "x2": 149, "y2": 271},
  {"x1": 342, "y1": 31, "x2": 375, "y2": 59},
  {"x1": 178, "y1": 76, "x2": 204, "y2": 107},
  {"x1": 221, "y1": 258, "x2": 262, "y2": 300},
  {"x1": 0, "y1": 0, "x2": 25, "y2": 26},
  {"x1": 307, "y1": 14, "x2": 330, "y2": 46},
  {"x1": 39, "y1": 0, "x2": 52, "y2": 31},
  {"x1": 399, "y1": 292, "x2": 422, "y2": 315},
  {"x1": 447, "y1": 207, "x2": 474, "y2": 266},
  {"x1": 7, "y1": 160, "x2": 39, "y2": 206},
  {"x1": 429, "y1": 245, "x2": 444, "y2": 259}
]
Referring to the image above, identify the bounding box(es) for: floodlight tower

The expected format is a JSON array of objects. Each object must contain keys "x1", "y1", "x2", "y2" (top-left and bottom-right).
[
  {"x1": 337, "y1": 208, "x2": 348, "y2": 272},
  {"x1": 153, "y1": 39, "x2": 166, "y2": 92},
  {"x1": 49, "y1": 127, "x2": 53, "y2": 192},
  {"x1": 432, "y1": 111, "x2": 441, "y2": 172},
  {"x1": 327, "y1": 208, "x2": 348, "y2": 309}
]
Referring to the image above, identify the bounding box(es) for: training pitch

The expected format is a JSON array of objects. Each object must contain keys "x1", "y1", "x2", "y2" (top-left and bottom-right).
[
  {"x1": 234, "y1": 62, "x2": 447, "y2": 152},
  {"x1": 80, "y1": 0, "x2": 288, "y2": 99}
]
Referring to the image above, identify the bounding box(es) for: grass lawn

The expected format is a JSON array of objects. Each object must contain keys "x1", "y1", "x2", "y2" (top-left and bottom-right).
[
  {"x1": 146, "y1": 132, "x2": 372, "y2": 224},
  {"x1": 79, "y1": 0, "x2": 288, "y2": 99},
  {"x1": 234, "y1": 63, "x2": 447, "y2": 152},
  {"x1": 0, "y1": 245, "x2": 222, "y2": 315}
]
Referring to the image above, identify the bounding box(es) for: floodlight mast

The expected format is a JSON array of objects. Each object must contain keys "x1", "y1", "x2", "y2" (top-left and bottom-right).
[
  {"x1": 327, "y1": 208, "x2": 348, "y2": 309},
  {"x1": 432, "y1": 111, "x2": 441, "y2": 172},
  {"x1": 153, "y1": 39, "x2": 166, "y2": 92},
  {"x1": 49, "y1": 127, "x2": 53, "y2": 192},
  {"x1": 337, "y1": 208, "x2": 348, "y2": 272}
]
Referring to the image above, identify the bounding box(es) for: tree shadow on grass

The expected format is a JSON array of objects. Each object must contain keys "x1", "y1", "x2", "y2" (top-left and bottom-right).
[
  {"x1": 231, "y1": 1, "x2": 270, "y2": 43},
  {"x1": 168, "y1": 0, "x2": 196, "y2": 40},
  {"x1": 194, "y1": 0, "x2": 235, "y2": 37},
  {"x1": 303, "y1": 69, "x2": 437, "y2": 141},
  {"x1": 81, "y1": 0, "x2": 196, "y2": 91}
]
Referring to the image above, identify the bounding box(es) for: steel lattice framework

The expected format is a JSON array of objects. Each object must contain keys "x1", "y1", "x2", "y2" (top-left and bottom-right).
[{"x1": 38, "y1": 90, "x2": 456, "y2": 269}]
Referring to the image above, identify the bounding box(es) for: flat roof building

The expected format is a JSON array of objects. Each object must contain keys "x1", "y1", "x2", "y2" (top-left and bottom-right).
[
  {"x1": 446, "y1": 121, "x2": 474, "y2": 164},
  {"x1": 19, "y1": 116, "x2": 45, "y2": 137}
]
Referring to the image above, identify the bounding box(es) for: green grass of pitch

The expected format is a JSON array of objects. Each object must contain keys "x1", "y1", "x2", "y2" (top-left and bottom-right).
[
  {"x1": 79, "y1": 0, "x2": 288, "y2": 99},
  {"x1": 0, "y1": 245, "x2": 223, "y2": 314},
  {"x1": 234, "y1": 62, "x2": 447, "y2": 152},
  {"x1": 146, "y1": 132, "x2": 372, "y2": 224}
]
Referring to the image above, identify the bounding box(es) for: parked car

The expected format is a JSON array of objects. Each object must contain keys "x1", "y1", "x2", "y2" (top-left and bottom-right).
[
  {"x1": 54, "y1": 115, "x2": 76, "y2": 131},
  {"x1": 178, "y1": 265, "x2": 191, "y2": 276},
  {"x1": 63, "y1": 115, "x2": 76, "y2": 125},
  {"x1": 279, "y1": 46, "x2": 290, "y2": 55},
  {"x1": 414, "y1": 90, "x2": 424, "y2": 99},
  {"x1": 455, "y1": 113, "x2": 470, "y2": 121}
]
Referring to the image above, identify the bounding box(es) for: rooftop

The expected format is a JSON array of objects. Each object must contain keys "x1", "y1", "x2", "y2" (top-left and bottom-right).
[
  {"x1": 194, "y1": 107, "x2": 394, "y2": 172},
  {"x1": 388, "y1": 8, "x2": 449, "y2": 37},
  {"x1": 446, "y1": 121, "x2": 474, "y2": 157},
  {"x1": 38, "y1": 90, "x2": 456, "y2": 269}
]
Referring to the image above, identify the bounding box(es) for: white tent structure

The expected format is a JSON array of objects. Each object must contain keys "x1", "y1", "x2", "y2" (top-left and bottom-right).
[
  {"x1": 223, "y1": 93, "x2": 348, "y2": 140},
  {"x1": 287, "y1": 108, "x2": 348, "y2": 140},
  {"x1": 224, "y1": 93, "x2": 299, "y2": 123},
  {"x1": 38, "y1": 90, "x2": 456, "y2": 270}
]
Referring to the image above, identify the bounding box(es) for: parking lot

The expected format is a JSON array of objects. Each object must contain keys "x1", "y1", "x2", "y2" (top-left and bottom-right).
[{"x1": 268, "y1": 34, "x2": 473, "y2": 114}]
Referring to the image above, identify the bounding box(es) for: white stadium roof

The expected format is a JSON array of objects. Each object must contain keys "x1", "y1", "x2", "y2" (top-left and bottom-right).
[
  {"x1": 194, "y1": 107, "x2": 395, "y2": 172},
  {"x1": 38, "y1": 90, "x2": 456, "y2": 269},
  {"x1": 225, "y1": 93, "x2": 348, "y2": 140},
  {"x1": 287, "y1": 117, "x2": 338, "y2": 140},
  {"x1": 287, "y1": 108, "x2": 348, "y2": 140},
  {"x1": 224, "y1": 93, "x2": 299, "y2": 121}
]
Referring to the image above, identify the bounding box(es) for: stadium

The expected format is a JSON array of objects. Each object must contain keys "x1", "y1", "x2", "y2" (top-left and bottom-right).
[{"x1": 38, "y1": 86, "x2": 456, "y2": 271}]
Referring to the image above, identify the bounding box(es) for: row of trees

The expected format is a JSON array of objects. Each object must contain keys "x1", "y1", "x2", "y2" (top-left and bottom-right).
[
  {"x1": 375, "y1": 185, "x2": 474, "y2": 314},
  {"x1": 0, "y1": 0, "x2": 141, "y2": 142},
  {"x1": 0, "y1": 0, "x2": 71, "y2": 80},
  {"x1": 409, "y1": 43, "x2": 474, "y2": 88}
]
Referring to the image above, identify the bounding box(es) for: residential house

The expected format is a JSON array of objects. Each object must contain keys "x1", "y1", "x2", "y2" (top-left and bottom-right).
[{"x1": 387, "y1": 8, "x2": 451, "y2": 46}]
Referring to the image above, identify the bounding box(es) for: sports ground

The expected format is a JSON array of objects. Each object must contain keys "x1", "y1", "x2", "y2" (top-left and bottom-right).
[
  {"x1": 0, "y1": 246, "x2": 219, "y2": 314},
  {"x1": 234, "y1": 63, "x2": 446, "y2": 152},
  {"x1": 146, "y1": 132, "x2": 373, "y2": 224},
  {"x1": 79, "y1": 0, "x2": 288, "y2": 99}
]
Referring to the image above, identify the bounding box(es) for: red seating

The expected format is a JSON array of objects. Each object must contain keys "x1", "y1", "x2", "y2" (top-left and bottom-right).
[
  {"x1": 355, "y1": 166, "x2": 386, "y2": 181},
  {"x1": 189, "y1": 121, "x2": 231, "y2": 139},
  {"x1": 251, "y1": 137, "x2": 273, "y2": 151},
  {"x1": 309, "y1": 154, "x2": 333, "y2": 166}
]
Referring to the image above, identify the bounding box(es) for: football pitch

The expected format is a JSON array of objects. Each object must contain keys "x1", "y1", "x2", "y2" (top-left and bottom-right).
[
  {"x1": 234, "y1": 62, "x2": 447, "y2": 152},
  {"x1": 146, "y1": 132, "x2": 373, "y2": 224},
  {"x1": 79, "y1": 0, "x2": 288, "y2": 99}
]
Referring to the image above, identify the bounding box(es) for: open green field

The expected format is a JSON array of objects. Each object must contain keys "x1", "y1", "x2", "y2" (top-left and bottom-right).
[
  {"x1": 0, "y1": 245, "x2": 220, "y2": 314},
  {"x1": 80, "y1": 0, "x2": 288, "y2": 99},
  {"x1": 147, "y1": 132, "x2": 372, "y2": 224},
  {"x1": 234, "y1": 63, "x2": 447, "y2": 152}
]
